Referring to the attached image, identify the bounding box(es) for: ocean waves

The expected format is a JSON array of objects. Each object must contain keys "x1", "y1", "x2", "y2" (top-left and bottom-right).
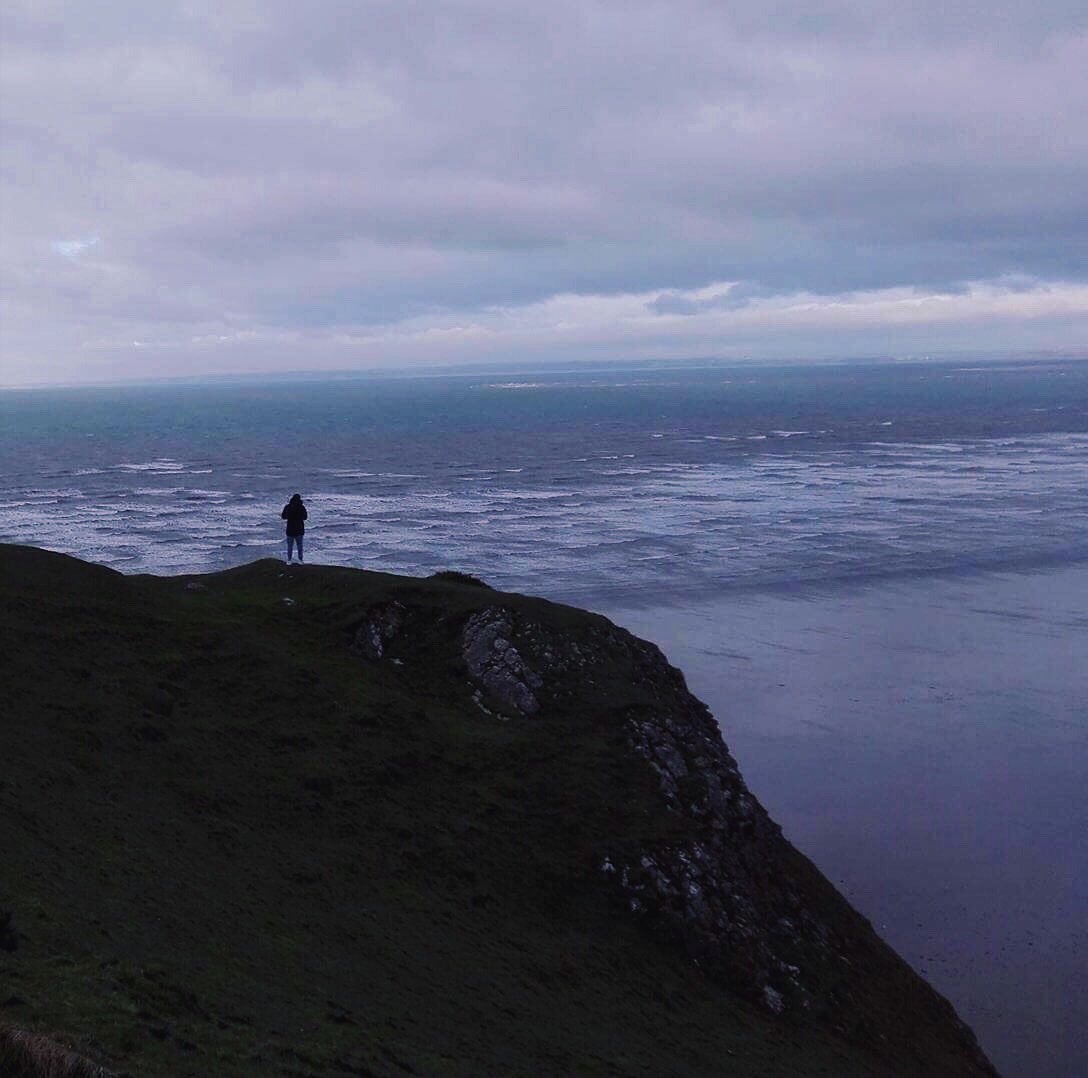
[
  {"x1": 2, "y1": 428, "x2": 1086, "y2": 605},
  {"x1": 2, "y1": 363, "x2": 1087, "y2": 601}
]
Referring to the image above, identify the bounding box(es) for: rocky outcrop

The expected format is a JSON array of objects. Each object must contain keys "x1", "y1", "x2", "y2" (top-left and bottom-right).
[
  {"x1": 461, "y1": 608, "x2": 545, "y2": 716},
  {"x1": 618, "y1": 702, "x2": 821, "y2": 1014},
  {"x1": 357, "y1": 597, "x2": 830, "y2": 1011},
  {"x1": 351, "y1": 601, "x2": 407, "y2": 660},
  {"x1": 455, "y1": 607, "x2": 825, "y2": 1013},
  {"x1": 354, "y1": 595, "x2": 992, "y2": 1075}
]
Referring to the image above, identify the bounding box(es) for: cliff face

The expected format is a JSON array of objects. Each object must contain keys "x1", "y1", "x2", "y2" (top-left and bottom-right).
[
  {"x1": 0, "y1": 545, "x2": 994, "y2": 1076},
  {"x1": 348, "y1": 580, "x2": 993, "y2": 1074}
]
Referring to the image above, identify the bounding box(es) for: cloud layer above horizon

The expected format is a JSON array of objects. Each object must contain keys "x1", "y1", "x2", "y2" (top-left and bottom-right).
[{"x1": 3, "y1": 0, "x2": 1087, "y2": 383}]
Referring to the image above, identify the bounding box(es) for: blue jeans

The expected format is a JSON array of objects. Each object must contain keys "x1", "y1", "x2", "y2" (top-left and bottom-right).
[{"x1": 286, "y1": 535, "x2": 304, "y2": 561}]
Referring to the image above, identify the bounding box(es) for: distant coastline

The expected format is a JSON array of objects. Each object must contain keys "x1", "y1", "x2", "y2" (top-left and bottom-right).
[{"x1": 3, "y1": 350, "x2": 1087, "y2": 393}]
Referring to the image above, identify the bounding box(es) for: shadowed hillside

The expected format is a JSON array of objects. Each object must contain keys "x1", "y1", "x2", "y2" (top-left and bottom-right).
[{"x1": 0, "y1": 545, "x2": 995, "y2": 1076}]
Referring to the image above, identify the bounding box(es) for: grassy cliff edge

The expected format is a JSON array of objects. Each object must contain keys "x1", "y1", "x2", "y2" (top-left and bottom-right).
[{"x1": 1, "y1": 545, "x2": 995, "y2": 1076}]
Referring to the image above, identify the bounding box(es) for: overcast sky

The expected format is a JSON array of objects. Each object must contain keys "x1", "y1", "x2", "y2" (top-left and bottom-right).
[{"x1": 2, "y1": 1, "x2": 1087, "y2": 384}]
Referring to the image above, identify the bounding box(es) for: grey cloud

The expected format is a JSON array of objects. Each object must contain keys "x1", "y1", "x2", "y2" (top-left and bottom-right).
[
  {"x1": 649, "y1": 281, "x2": 779, "y2": 316},
  {"x1": 2, "y1": 0, "x2": 1087, "y2": 383},
  {"x1": 148, "y1": 177, "x2": 608, "y2": 274}
]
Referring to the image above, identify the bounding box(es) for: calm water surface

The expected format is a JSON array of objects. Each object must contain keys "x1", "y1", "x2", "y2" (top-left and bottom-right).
[{"x1": 606, "y1": 567, "x2": 1087, "y2": 1078}]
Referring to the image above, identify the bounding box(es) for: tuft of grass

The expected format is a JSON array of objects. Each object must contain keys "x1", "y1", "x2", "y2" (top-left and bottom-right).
[
  {"x1": 0, "y1": 1025, "x2": 114, "y2": 1078},
  {"x1": 428, "y1": 569, "x2": 491, "y2": 587}
]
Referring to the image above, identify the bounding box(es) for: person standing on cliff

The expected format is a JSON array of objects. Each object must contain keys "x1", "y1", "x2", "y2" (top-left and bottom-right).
[{"x1": 281, "y1": 493, "x2": 308, "y2": 563}]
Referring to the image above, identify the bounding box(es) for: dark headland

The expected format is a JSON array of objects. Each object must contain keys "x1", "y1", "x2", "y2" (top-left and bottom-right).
[{"x1": 1, "y1": 544, "x2": 995, "y2": 1077}]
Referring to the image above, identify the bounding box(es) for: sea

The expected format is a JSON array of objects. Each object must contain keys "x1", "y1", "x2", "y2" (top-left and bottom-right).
[{"x1": 2, "y1": 358, "x2": 1086, "y2": 1077}]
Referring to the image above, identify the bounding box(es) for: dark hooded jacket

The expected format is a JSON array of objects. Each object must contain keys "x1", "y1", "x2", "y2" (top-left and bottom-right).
[{"x1": 281, "y1": 497, "x2": 307, "y2": 537}]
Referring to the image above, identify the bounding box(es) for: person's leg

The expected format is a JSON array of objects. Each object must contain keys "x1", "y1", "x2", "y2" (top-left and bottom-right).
[
  {"x1": 297, "y1": 535, "x2": 304, "y2": 563},
  {"x1": 286, "y1": 536, "x2": 294, "y2": 562}
]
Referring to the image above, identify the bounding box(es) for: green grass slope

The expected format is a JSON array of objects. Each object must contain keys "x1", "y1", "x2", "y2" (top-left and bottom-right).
[{"x1": 1, "y1": 545, "x2": 993, "y2": 1076}]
